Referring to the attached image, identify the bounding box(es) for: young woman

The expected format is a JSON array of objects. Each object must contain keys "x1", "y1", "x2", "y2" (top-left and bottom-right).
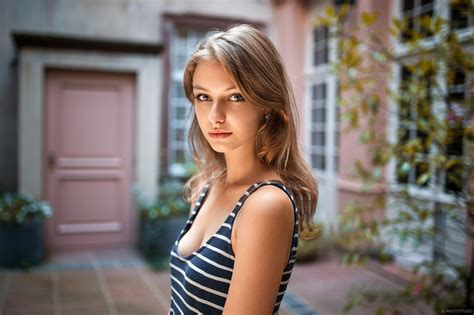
[{"x1": 169, "y1": 24, "x2": 319, "y2": 315}]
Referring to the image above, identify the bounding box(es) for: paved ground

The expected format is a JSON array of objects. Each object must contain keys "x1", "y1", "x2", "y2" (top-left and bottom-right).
[{"x1": 0, "y1": 248, "x2": 433, "y2": 315}]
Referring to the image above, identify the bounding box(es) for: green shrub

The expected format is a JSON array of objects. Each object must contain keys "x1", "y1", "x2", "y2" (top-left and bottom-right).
[
  {"x1": 134, "y1": 176, "x2": 189, "y2": 221},
  {"x1": 0, "y1": 193, "x2": 53, "y2": 225}
]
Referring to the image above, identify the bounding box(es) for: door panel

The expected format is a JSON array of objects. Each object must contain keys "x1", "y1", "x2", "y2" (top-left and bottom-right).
[{"x1": 44, "y1": 70, "x2": 135, "y2": 250}]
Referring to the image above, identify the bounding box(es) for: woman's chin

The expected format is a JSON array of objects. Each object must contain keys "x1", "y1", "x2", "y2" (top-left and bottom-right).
[{"x1": 209, "y1": 143, "x2": 233, "y2": 153}]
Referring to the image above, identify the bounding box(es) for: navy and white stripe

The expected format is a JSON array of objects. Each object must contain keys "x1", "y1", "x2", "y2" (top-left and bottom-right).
[{"x1": 169, "y1": 180, "x2": 299, "y2": 315}]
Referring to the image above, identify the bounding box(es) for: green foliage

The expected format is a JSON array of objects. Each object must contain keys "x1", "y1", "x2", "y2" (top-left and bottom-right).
[
  {"x1": 0, "y1": 193, "x2": 53, "y2": 225},
  {"x1": 133, "y1": 162, "x2": 197, "y2": 221},
  {"x1": 315, "y1": 0, "x2": 473, "y2": 313},
  {"x1": 135, "y1": 176, "x2": 190, "y2": 221}
]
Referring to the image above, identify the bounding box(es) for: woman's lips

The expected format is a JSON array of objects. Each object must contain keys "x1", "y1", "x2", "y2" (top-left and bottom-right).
[{"x1": 208, "y1": 132, "x2": 232, "y2": 139}]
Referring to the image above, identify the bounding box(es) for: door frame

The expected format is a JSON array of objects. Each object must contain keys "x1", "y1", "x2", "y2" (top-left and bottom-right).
[{"x1": 17, "y1": 44, "x2": 162, "y2": 247}]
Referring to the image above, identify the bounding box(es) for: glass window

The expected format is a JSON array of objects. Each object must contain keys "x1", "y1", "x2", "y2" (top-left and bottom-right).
[
  {"x1": 313, "y1": 27, "x2": 328, "y2": 66},
  {"x1": 450, "y1": 1, "x2": 473, "y2": 30},
  {"x1": 444, "y1": 69, "x2": 467, "y2": 193},
  {"x1": 168, "y1": 28, "x2": 207, "y2": 170},
  {"x1": 401, "y1": 0, "x2": 435, "y2": 40},
  {"x1": 311, "y1": 83, "x2": 327, "y2": 171},
  {"x1": 396, "y1": 66, "x2": 432, "y2": 187},
  {"x1": 311, "y1": 154, "x2": 326, "y2": 171}
]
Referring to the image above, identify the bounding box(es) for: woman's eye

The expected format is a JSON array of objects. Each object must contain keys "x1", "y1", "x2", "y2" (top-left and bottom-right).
[
  {"x1": 229, "y1": 94, "x2": 245, "y2": 102},
  {"x1": 195, "y1": 94, "x2": 210, "y2": 102}
]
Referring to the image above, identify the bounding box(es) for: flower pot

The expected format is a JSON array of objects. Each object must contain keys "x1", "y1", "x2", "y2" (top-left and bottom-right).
[
  {"x1": 139, "y1": 215, "x2": 188, "y2": 259},
  {"x1": 0, "y1": 219, "x2": 44, "y2": 268}
]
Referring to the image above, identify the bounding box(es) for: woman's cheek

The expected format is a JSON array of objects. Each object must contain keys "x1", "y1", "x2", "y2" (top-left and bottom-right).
[{"x1": 194, "y1": 107, "x2": 207, "y2": 126}]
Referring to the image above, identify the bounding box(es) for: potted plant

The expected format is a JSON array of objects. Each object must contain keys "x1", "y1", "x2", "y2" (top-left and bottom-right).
[
  {"x1": 0, "y1": 193, "x2": 53, "y2": 268},
  {"x1": 135, "y1": 176, "x2": 190, "y2": 263}
]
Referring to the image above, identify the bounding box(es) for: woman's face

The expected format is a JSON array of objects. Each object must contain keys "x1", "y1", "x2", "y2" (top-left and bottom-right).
[{"x1": 192, "y1": 58, "x2": 264, "y2": 154}]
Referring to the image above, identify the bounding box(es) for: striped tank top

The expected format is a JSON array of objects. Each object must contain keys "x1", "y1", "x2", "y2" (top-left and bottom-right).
[{"x1": 169, "y1": 180, "x2": 299, "y2": 314}]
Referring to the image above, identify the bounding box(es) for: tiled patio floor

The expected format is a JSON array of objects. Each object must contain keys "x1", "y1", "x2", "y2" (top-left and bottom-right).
[{"x1": 0, "y1": 248, "x2": 433, "y2": 315}]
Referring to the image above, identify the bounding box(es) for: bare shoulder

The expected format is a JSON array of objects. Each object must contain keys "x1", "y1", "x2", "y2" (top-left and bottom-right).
[
  {"x1": 234, "y1": 184, "x2": 295, "y2": 244},
  {"x1": 245, "y1": 184, "x2": 293, "y2": 214}
]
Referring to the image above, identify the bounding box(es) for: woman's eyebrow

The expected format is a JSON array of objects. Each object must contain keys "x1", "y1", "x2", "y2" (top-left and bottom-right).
[{"x1": 192, "y1": 84, "x2": 238, "y2": 91}]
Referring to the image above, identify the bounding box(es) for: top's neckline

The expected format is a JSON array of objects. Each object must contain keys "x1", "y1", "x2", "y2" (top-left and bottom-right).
[{"x1": 175, "y1": 179, "x2": 287, "y2": 260}]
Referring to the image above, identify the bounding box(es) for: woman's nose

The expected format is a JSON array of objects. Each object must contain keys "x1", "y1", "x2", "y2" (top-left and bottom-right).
[{"x1": 208, "y1": 99, "x2": 226, "y2": 124}]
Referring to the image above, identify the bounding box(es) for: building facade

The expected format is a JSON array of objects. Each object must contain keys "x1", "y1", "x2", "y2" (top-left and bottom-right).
[{"x1": 0, "y1": 0, "x2": 470, "y2": 269}]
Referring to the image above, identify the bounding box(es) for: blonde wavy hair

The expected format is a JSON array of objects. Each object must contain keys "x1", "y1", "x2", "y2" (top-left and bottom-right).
[{"x1": 181, "y1": 24, "x2": 319, "y2": 239}]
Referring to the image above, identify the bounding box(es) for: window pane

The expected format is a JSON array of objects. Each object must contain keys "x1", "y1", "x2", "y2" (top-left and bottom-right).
[
  {"x1": 177, "y1": 54, "x2": 187, "y2": 70},
  {"x1": 311, "y1": 154, "x2": 326, "y2": 170},
  {"x1": 176, "y1": 106, "x2": 187, "y2": 120},
  {"x1": 397, "y1": 127, "x2": 410, "y2": 145},
  {"x1": 312, "y1": 131, "x2": 325, "y2": 146},
  {"x1": 449, "y1": 70, "x2": 467, "y2": 102},
  {"x1": 416, "y1": 129, "x2": 430, "y2": 155},
  {"x1": 334, "y1": 154, "x2": 339, "y2": 173},
  {"x1": 445, "y1": 163, "x2": 463, "y2": 193},
  {"x1": 313, "y1": 27, "x2": 328, "y2": 66},
  {"x1": 402, "y1": 0, "x2": 434, "y2": 40},
  {"x1": 446, "y1": 126, "x2": 463, "y2": 156},
  {"x1": 312, "y1": 83, "x2": 326, "y2": 101},
  {"x1": 414, "y1": 160, "x2": 429, "y2": 187},
  {"x1": 176, "y1": 128, "x2": 185, "y2": 141},
  {"x1": 177, "y1": 84, "x2": 185, "y2": 99},
  {"x1": 312, "y1": 108, "x2": 326, "y2": 123},
  {"x1": 402, "y1": 0, "x2": 414, "y2": 13},
  {"x1": 176, "y1": 149, "x2": 185, "y2": 163},
  {"x1": 402, "y1": 17, "x2": 415, "y2": 41},
  {"x1": 451, "y1": 4, "x2": 470, "y2": 29},
  {"x1": 444, "y1": 65, "x2": 465, "y2": 193},
  {"x1": 177, "y1": 29, "x2": 187, "y2": 48},
  {"x1": 419, "y1": 11, "x2": 434, "y2": 37}
]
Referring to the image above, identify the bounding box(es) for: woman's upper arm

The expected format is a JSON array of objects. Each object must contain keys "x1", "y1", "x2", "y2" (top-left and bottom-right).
[{"x1": 223, "y1": 186, "x2": 294, "y2": 315}]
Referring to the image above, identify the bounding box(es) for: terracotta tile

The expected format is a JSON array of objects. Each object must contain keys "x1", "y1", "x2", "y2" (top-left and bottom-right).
[
  {"x1": 61, "y1": 303, "x2": 110, "y2": 315},
  {"x1": 286, "y1": 256, "x2": 434, "y2": 315},
  {"x1": 2, "y1": 305, "x2": 55, "y2": 315},
  {"x1": 147, "y1": 270, "x2": 171, "y2": 300},
  {"x1": 4, "y1": 272, "x2": 53, "y2": 308},
  {"x1": 114, "y1": 297, "x2": 168, "y2": 315},
  {"x1": 102, "y1": 269, "x2": 155, "y2": 303},
  {"x1": 58, "y1": 270, "x2": 105, "y2": 306},
  {"x1": 91, "y1": 248, "x2": 141, "y2": 261}
]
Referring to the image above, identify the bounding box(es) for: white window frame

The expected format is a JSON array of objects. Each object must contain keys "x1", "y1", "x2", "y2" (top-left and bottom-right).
[
  {"x1": 304, "y1": 23, "x2": 339, "y2": 179},
  {"x1": 303, "y1": 8, "x2": 340, "y2": 231}
]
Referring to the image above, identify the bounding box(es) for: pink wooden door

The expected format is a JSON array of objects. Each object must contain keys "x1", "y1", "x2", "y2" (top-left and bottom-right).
[{"x1": 44, "y1": 69, "x2": 135, "y2": 251}]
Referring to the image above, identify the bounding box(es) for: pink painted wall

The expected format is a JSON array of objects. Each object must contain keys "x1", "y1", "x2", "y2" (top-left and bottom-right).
[
  {"x1": 338, "y1": 0, "x2": 392, "y2": 214},
  {"x1": 271, "y1": 0, "x2": 307, "y2": 141}
]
